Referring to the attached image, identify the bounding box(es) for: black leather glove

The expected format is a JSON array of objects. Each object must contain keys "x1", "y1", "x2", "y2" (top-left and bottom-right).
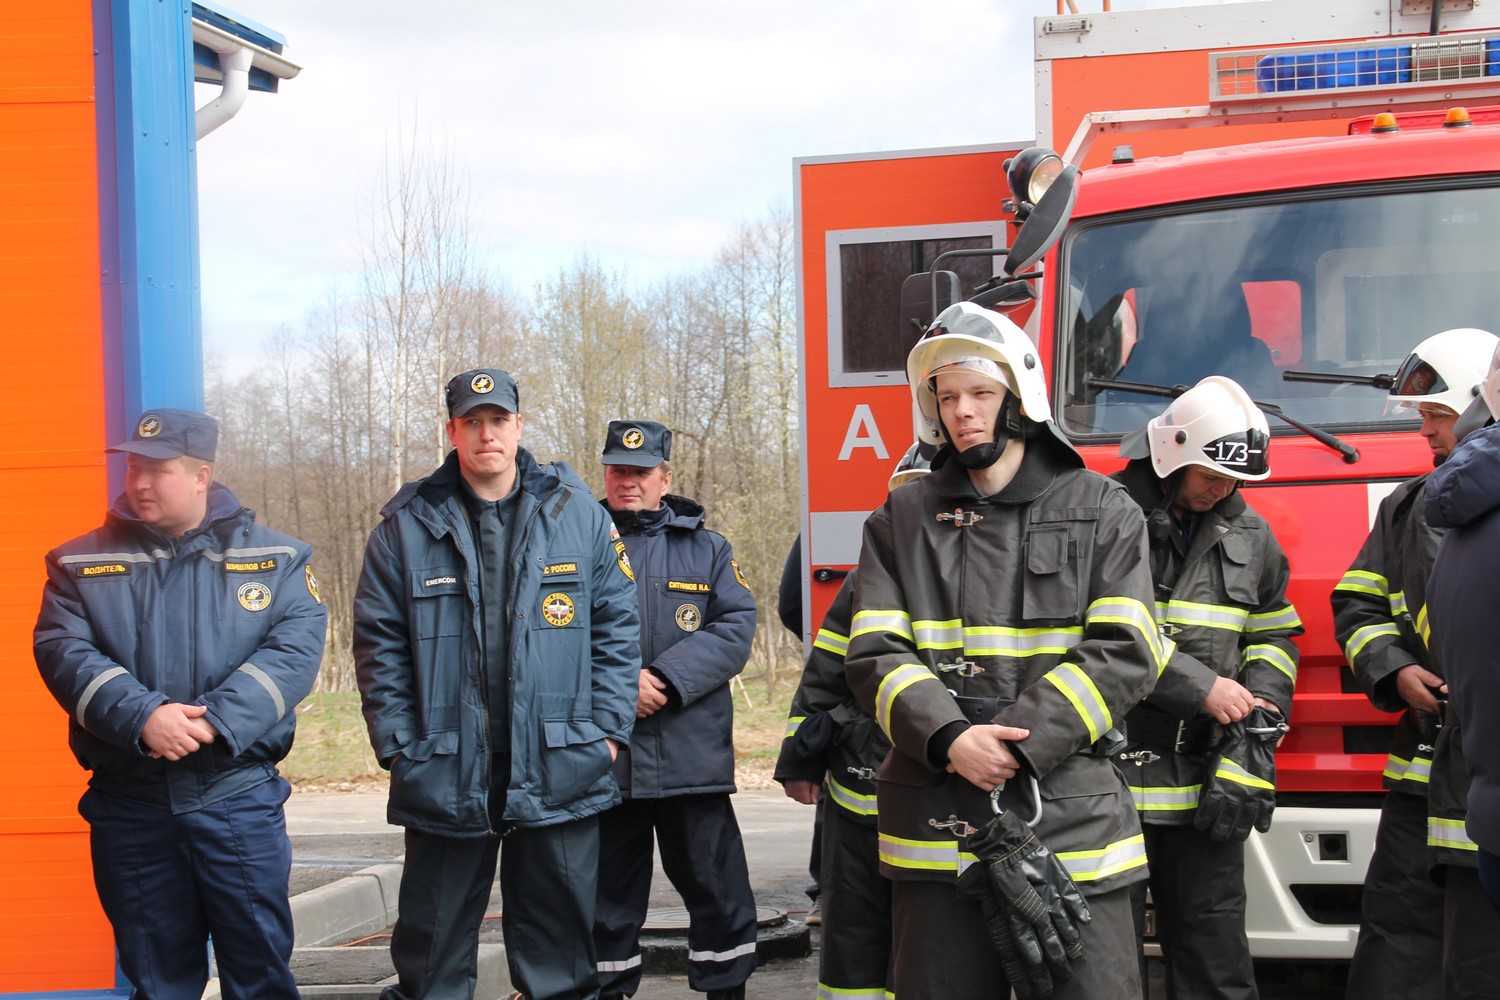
[
  {"x1": 1194, "y1": 705, "x2": 1287, "y2": 843},
  {"x1": 955, "y1": 806, "x2": 1091, "y2": 999}
]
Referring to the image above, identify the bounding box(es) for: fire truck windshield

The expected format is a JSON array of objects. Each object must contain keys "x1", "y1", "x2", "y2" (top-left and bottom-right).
[{"x1": 1056, "y1": 181, "x2": 1500, "y2": 438}]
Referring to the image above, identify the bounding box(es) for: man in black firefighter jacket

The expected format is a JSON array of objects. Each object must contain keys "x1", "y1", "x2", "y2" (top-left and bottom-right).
[
  {"x1": 591, "y1": 420, "x2": 759, "y2": 1000},
  {"x1": 1113, "y1": 376, "x2": 1301, "y2": 1000},
  {"x1": 1334, "y1": 328, "x2": 1500, "y2": 1000}
]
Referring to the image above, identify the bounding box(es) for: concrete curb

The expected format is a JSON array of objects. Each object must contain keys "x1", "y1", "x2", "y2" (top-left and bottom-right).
[{"x1": 292, "y1": 863, "x2": 405, "y2": 948}]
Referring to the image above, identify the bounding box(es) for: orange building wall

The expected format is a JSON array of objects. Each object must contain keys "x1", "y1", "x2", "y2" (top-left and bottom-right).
[{"x1": 0, "y1": 3, "x2": 117, "y2": 991}]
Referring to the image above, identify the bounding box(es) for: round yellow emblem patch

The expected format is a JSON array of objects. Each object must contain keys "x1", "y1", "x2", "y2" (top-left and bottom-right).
[
  {"x1": 622, "y1": 427, "x2": 645, "y2": 449},
  {"x1": 237, "y1": 581, "x2": 271, "y2": 612},
  {"x1": 305, "y1": 565, "x2": 323, "y2": 604},
  {"x1": 138, "y1": 414, "x2": 162, "y2": 438},
  {"x1": 675, "y1": 603, "x2": 702, "y2": 632},
  {"x1": 471, "y1": 373, "x2": 494, "y2": 394},
  {"x1": 542, "y1": 591, "x2": 576, "y2": 627}
]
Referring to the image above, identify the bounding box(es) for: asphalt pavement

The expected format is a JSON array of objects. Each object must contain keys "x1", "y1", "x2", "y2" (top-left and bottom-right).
[{"x1": 270, "y1": 787, "x2": 1345, "y2": 1000}]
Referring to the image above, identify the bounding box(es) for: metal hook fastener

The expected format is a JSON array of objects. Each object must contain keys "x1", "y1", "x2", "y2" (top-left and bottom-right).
[
  {"x1": 845, "y1": 766, "x2": 877, "y2": 780},
  {"x1": 928, "y1": 814, "x2": 980, "y2": 837},
  {"x1": 936, "y1": 508, "x2": 985, "y2": 527},
  {"x1": 1118, "y1": 749, "x2": 1161, "y2": 767},
  {"x1": 936, "y1": 658, "x2": 985, "y2": 678}
]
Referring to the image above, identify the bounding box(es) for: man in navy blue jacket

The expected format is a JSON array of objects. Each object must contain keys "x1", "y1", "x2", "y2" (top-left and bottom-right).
[
  {"x1": 591, "y1": 420, "x2": 759, "y2": 1000},
  {"x1": 34, "y1": 408, "x2": 328, "y2": 1000},
  {"x1": 355, "y1": 370, "x2": 640, "y2": 1000}
]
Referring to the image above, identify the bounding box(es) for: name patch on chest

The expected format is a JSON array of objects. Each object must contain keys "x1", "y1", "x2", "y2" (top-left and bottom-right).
[
  {"x1": 424, "y1": 575, "x2": 458, "y2": 588},
  {"x1": 225, "y1": 558, "x2": 278, "y2": 573},
  {"x1": 543, "y1": 562, "x2": 578, "y2": 576},
  {"x1": 666, "y1": 580, "x2": 710, "y2": 593},
  {"x1": 77, "y1": 563, "x2": 129, "y2": 578}
]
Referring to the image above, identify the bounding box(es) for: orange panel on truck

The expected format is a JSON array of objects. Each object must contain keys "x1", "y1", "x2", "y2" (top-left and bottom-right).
[{"x1": 0, "y1": 1, "x2": 115, "y2": 992}]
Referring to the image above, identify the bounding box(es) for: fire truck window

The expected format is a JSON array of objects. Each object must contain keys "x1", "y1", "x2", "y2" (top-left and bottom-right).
[
  {"x1": 835, "y1": 234, "x2": 997, "y2": 378},
  {"x1": 1057, "y1": 183, "x2": 1500, "y2": 438}
]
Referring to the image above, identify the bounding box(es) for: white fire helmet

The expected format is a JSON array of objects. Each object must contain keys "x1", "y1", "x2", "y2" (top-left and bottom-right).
[
  {"x1": 1387, "y1": 327, "x2": 1499, "y2": 416},
  {"x1": 906, "y1": 301, "x2": 1053, "y2": 448},
  {"x1": 888, "y1": 442, "x2": 932, "y2": 490},
  {"x1": 1124, "y1": 375, "x2": 1272, "y2": 481},
  {"x1": 1483, "y1": 338, "x2": 1500, "y2": 422}
]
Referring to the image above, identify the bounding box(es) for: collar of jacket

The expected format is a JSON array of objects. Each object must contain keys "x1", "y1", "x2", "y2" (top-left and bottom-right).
[
  {"x1": 1116, "y1": 457, "x2": 1246, "y2": 520},
  {"x1": 929, "y1": 438, "x2": 1066, "y2": 506},
  {"x1": 107, "y1": 480, "x2": 253, "y2": 547},
  {"x1": 381, "y1": 447, "x2": 562, "y2": 536},
  {"x1": 603, "y1": 493, "x2": 705, "y2": 536}
]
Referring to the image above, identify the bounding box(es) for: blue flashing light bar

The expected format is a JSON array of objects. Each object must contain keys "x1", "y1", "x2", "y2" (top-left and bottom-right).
[{"x1": 1212, "y1": 34, "x2": 1500, "y2": 101}]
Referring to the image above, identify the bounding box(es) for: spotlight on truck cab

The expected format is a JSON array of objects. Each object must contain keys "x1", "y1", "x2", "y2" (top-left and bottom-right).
[{"x1": 1005, "y1": 147, "x2": 1066, "y2": 220}]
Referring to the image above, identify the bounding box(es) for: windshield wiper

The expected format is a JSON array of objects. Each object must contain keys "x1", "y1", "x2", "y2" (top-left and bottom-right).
[
  {"x1": 1087, "y1": 377, "x2": 1360, "y2": 465},
  {"x1": 1281, "y1": 370, "x2": 1396, "y2": 391}
]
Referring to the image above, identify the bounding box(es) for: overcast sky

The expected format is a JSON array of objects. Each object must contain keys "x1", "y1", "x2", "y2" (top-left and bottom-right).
[{"x1": 193, "y1": 0, "x2": 1232, "y2": 368}]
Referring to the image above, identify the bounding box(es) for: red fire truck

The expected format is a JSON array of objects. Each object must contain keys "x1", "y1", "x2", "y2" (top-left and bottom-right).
[{"x1": 794, "y1": 0, "x2": 1500, "y2": 959}]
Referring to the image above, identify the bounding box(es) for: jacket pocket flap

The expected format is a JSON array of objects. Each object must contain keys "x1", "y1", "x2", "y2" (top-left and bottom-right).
[
  {"x1": 544, "y1": 718, "x2": 606, "y2": 748},
  {"x1": 1038, "y1": 755, "x2": 1124, "y2": 801},
  {"x1": 1220, "y1": 530, "x2": 1254, "y2": 565},
  {"x1": 400, "y1": 729, "x2": 459, "y2": 762},
  {"x1": 1027, "y1": 528, "x2": 1070, "y2": 575}
]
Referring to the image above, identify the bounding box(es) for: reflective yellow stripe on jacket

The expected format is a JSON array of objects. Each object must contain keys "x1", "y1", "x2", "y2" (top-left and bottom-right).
[
  {"x1": 878, "y1": 831, "x2": 1147, "y2": 883},
  {"x1": 1334, "y1": 569, "x2": 1388, "y2": 599},
  {"x1": 1243, "y1": 643, "x2": 1297, "y2": 684},
  {"x1": 1127, "y1": 783, "x2": 1202, "y2": 812},
  {"x1": 813, "y1": 626, "x2": 850, "y2": 657},
  {"x1": 1429, "y1": 817, "x2": 1477, "y2": 851},
  {"x1": 826, "y1": 773, "x2": 877, "y2": 818},
  {"x1": 1384, "y1": 752, "x2": 1433, "y2": 785},
  {"x1": 1344, "y1": 622, "x2": 1403, "y2": 663},
  {"x1": 783, "y1": 715, "x2": 806, "y2": 740}
]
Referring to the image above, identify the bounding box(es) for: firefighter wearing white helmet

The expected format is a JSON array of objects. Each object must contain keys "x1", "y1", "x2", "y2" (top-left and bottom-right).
[
  {"x1": 845, "y1": 301, "x2": 1160, "y2": 999},
  {"x1": 772, "y1": 444, "x2": 931, "y2": 999},
  {"x1": 1113, "y1": 376, "x2": 1302, "y2": 1000},
  {"x1": 1336, "y1": 326, "x2": 1500, "y2": 1000}
]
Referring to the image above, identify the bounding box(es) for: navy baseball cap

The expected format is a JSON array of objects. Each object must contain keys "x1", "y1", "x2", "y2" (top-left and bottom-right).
[
  {"x1": 446, "y1": 369, "x2": 519, "y2": 418},
  {"x1": 601, "y1": 420, "x2": 672, "y2": 467},
  {"x1": 108, "y1": 408, "x2": 219, "y2": 461}
]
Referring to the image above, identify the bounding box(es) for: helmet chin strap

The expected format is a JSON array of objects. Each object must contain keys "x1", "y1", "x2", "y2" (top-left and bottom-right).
[{"x1": 941, "y1": 394, "x2": 1023, "y2": 471}]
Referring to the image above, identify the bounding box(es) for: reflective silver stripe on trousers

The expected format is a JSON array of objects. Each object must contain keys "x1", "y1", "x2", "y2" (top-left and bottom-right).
[
  {"x1": 597, "y1": 954, "x2": 642, "y2": 973},
  {"x1": 688, "y1": 940, "x2": 758, "y2": 963}
]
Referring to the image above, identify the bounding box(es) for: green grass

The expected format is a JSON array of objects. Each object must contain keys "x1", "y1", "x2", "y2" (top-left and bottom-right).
[
  {"x1": 283, "y1": 692, "x2": 384, "y2": 790},
  {"x1": 283, "y1": 674, "x2": 803, "y2": 790}
]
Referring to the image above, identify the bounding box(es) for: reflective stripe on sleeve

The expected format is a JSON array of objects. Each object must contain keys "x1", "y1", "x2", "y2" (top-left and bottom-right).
[
  {"x1": 851, "y1": 609, "x2": 913, "y2": 642},
  {"x1": 1334, "y1": 569, "x2": 1388, "y2": 598},
  {"x1": 783, "y1": 715, "x2": 806, "y2": 740},
  {"x1": 814, "y1": 628, "x2": 849, "y2": 657},
  {"x1": 816, "y1": 984, "x2": 888, "y2": 999},
  {"x1": 827, "y1": 774, "x2": 878, "y2": 817},
  {"x1": 874, "y1": 663, "x2": 943, "y2": 738},
  {"x1": 1415, "y1": 603, "x2": 1432, "y2": 648},
  {"x1": 1388, "y1": 590, "x2": 1409, "y2": 618},
  {"x1": 239, "y1": 662, "x2": 286, "y2": 719},
  {"x1": 1057, "y1": 834, "x2": 1148, "y2": 882},
  {"x1": 1042, "y1": 662, "x2": 1112, "y2": 743},
  {"x1": 1384, "y1": 753, "x2": 1432, "y2": 785},
  {"x1": 1127, "y1": 783, "x2": 1202, "y2": 812},
  {"x1": 1090, "y1": 596, "x2": 1166, "y2": 668},
  {"x1": 1246, "y1": 604, "x2": 1302, "y2": 633},
  {"x1": 1344, "y1": 621, "x2": 1402, "y2": 663},
  {"x1": 76, "y1": 665, "x2": 129, "y2": 725},
  {"x1": 1428, "y1": 817, "x2": 1477, "y2": 851},
  {"x1": 1243, "y1": 643, "x2": 1297, "y2": 684}
]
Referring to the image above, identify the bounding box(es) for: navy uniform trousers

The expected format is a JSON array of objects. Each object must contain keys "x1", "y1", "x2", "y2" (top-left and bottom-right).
[
  {"x1": 384, "y1": 816, "x2": 599, "y2": 1000},
  {"x1": 80, "y1": 777, "x2": 297, "y2": 1000},
  {"x1": 594, "y1": 795, "x2": 758, "y2": 998}
]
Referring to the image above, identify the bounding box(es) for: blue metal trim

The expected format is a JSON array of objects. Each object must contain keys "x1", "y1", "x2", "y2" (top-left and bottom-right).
[
  {"x1": 97, "y1": 0, "x2": 205, "y2": 495},
  {"x1": 191, "y1": 1, "x2": 285, "y2": 50}
]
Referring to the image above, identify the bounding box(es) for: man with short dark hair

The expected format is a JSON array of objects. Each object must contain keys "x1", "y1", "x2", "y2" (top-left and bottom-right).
[
  {"x1": 34, "y1": 407, "x2": 328, "y2": 1000},
  {"x1": 354, "y1": 370, "x2": 640, "y2": 1000},
  {"x1": 591, "y1": 419, "x2": 759, "y2": 1000}
]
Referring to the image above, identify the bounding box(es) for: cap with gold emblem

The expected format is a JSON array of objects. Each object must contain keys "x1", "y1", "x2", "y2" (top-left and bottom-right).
[
  {"x1": 107, "y1": 408, "x2": 219, "y2": 461},
  {"x1": 601, "y1": 420, "x2": 672, "y2": 467},
  {"x1": 446, "y1": 368, "x2": 520, "y2": 418}
]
